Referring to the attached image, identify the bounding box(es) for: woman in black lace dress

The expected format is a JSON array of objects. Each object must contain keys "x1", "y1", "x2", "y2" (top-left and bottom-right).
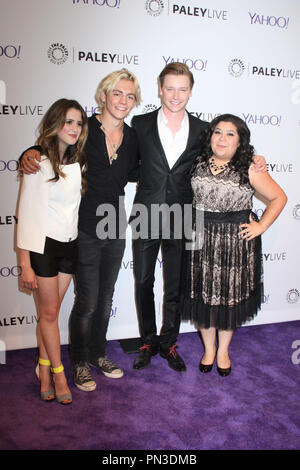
[{"x1": 181, "y1": 114, "x2": 287, "y2": 376}]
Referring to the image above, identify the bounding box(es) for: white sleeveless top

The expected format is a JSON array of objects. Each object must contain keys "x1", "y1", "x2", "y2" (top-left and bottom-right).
[{"x1": 47, "y1": 162, "x2": 81, "y2": 242}]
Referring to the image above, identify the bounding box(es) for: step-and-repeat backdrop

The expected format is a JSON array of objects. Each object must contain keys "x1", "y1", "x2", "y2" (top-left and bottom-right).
[{"x1": 0, "y1": 0, "x2": 299, "y2": 352}]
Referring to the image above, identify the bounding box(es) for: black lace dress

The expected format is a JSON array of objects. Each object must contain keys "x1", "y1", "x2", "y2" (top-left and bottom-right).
[{"x1": 180, "y1": 160, "x2": 263, "y2": 330}]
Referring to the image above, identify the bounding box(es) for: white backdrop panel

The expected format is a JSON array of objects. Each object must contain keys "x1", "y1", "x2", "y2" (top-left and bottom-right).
[{"x1": 0, "y1": 0, "x2": 299, "y2": 351}]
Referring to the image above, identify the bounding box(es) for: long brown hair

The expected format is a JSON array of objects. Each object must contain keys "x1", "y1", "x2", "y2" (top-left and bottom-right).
[{"x1": 36, "y1": 98, "x2": 88, "y2": 192}]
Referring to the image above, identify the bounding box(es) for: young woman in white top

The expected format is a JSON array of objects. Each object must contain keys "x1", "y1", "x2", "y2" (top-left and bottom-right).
[{"x1": 17, "y1": 99, "x2": 88, "y2": 405}]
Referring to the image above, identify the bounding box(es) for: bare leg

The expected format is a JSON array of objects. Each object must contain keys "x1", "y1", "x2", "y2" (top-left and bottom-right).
[
  {"x1": 199, "y1": 327, "x2": 217, "y2": 364},
  {"x1": 217, "y1": 330, "x2": 234, "y2": 369},
  {"x1": 35, "y1": 323, "x2": 53, "y2": 395},
  {"x1": 35, "y1": 273, "x2": 72, "y2": 401}
]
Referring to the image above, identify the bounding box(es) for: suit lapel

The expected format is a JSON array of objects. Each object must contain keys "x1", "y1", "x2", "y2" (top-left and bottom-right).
[
  {"x1": 150, "y1": 108, "x2": 171, "y2": 170},
  {"x1": 171, "y1": 112, "x2": 198, "y2": 170}
]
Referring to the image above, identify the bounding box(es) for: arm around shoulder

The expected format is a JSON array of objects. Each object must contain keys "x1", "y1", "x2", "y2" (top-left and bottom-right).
[
  {"x1": 251, "y1": 155, "x2": 267, "y2": 173},
  {"x1": 19, "y1": 145, "x2": 42, "y2": 174}
]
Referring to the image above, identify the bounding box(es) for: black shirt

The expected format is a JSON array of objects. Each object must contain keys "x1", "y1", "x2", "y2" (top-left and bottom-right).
[{"x1": 78, "y1": 114, "x2": 139, "y2": 237}]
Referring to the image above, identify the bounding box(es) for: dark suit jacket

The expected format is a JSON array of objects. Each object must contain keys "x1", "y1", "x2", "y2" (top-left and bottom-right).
[{"x1": 131, "y1": 108, "x2": 208, "y2": 212}]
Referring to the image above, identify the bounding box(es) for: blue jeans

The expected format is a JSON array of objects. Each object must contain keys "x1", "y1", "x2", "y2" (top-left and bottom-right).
[{"x1": 70, "y1": 230, "x2": 125, "y2": 363}]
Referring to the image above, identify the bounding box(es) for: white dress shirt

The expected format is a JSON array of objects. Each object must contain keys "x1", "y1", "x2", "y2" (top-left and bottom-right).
[{"x1": 157, "y1": 108, "x2": 189, "y2": 169}]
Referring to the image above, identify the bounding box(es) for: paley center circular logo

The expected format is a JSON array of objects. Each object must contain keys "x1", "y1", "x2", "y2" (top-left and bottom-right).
[
  {"x1": 287, "y1": 288, "x2": 300, "y2": 304},
  {"x1": 228, "y1": 58, "x2": 245, "y2": 77},
  {"x1": 293, "y1": 204, "x2": 300, "y2": 220},
  {"x1": 142, "y1": 104, "x2": 158, "y2": 113},
  {"x1": 145, "y1": 0, "x2": 164, "y2": 17},
  {"x1": 47, "y1": 43, "x2": 68, "y2": 65}
]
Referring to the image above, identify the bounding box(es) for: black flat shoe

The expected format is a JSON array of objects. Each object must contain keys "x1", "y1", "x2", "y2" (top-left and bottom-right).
[
  {"x1": 199, "y1": 349, "x2": 216, "y2": 373},
  {"x1": 216, "y1": 350, "x2": 231, "y2": 376},
  {"x1": 199, "y1": 362, "x2": 213, "y2": 373},
  {"x1": 217, "y1": 365, "x2": 231, "y2": 377}
]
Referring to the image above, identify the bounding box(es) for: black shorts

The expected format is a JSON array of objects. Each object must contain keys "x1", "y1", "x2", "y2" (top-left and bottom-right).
[{"x1": 30, "y1": 237, "x2": 78, "y2": 278}]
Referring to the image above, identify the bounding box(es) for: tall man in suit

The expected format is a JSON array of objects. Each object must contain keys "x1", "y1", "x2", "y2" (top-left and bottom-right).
[{"x1": 131, "y1": 62, "x2": 208, "y2": 372}]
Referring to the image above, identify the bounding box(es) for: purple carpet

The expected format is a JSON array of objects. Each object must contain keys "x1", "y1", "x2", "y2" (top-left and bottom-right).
[{"x1": 1, "y1": 320, "x2": 300, "y2": 451}]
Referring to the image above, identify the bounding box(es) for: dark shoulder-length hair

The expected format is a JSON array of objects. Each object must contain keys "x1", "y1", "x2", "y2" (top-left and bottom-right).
[
  {"x1": 194, "y1": 113, "x2": 255, "y2": 185},
  {"x1": 36, "y1": 98, "x2": 88, "y2": 192}
]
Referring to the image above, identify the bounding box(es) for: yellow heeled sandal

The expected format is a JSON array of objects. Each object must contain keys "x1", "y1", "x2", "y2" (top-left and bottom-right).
[
  {"x1": 35, "y1": 358, "x2": 55, "y2": 402},
  {"x1": 52, "y1": 364, "x2": 72, "y2": 405}
]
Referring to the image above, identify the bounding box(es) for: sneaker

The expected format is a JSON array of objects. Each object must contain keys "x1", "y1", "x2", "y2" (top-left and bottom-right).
[
  {"x1": 89, "y1": 356, "x2": 124, "y2": 379},
  {"x1": 72, "y1": 361, "x2": 96, "y2": 392}
]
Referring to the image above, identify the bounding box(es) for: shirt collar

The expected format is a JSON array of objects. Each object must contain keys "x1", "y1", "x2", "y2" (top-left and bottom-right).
[{"x1": 158, "y1": 107, "x2": 188, "y2": 129}]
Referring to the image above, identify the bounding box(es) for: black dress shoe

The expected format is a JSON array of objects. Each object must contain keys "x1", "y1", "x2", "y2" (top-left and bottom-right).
[
  {"x1": 160, "y1": 344, "x2": 186, "y2": 372},
  {"x1": 133, "y1": 344, "x2": 158, "y2": 370}
]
